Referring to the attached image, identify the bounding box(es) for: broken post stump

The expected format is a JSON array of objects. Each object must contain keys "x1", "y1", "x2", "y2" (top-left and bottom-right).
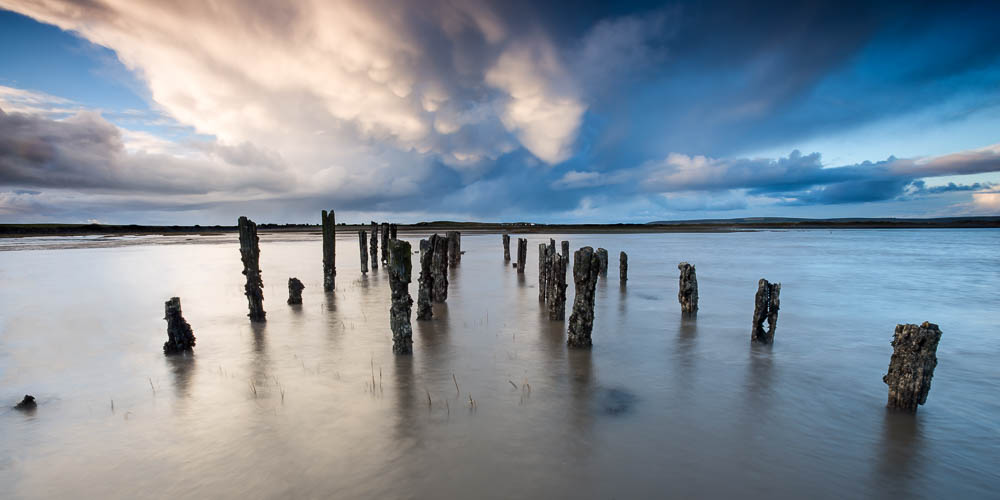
[
  {"x1": 359, "y1": 230, "x2": 369, "y2": 273},
  {"x1": 750, "y1": 279, "x2": 780, "y2": 343},
  {"x1": 548, "y1": 253, "x2": 568, "y2": 320},
  {"x1": 163, "y1": 296, "x2": 196, "y2": 354},
  {"x1": 620, "y1": 251, "x2": 628, "y2": 283},
  {"x1": 238, "y1": 216, "x2": 266, "y2": 322},
  {"x1": 447, "y1": 231, "x2": 461, "y2": 267},
  {"x1": 516, "y1": 238, "x2": 527, "y2": 274},
  {"x1": 417, "y1": 239, "x2": 434, "y2": 320},
  {"x1": 369, "y1": 222, "x2": 379, "y2": 270},
  {"x1": 678, "y1": 262, "x2": 698, "y2": 315},
  {"x1": 567, "y1": 246, "x2": 600, "y2": 348},
  {"x1": 321, "y1": 209, "x2": 336, "y2": 291},
  {"x1": 387, "y1": 239, "x2": 414, "y2": 354},
  {"x1": 883, "y1": 322, "x2": 942, "y2": 413},
  {"x1": 503, "y1": 234, "x2": 511, "y2": 261},
  {"x1": 430, "y1": 233, "x2": 449, "y2": 302},
  {"x1": 287, "y1": 278, "x2": 305, "y2": 305},
  {"x1": 14, "y1": 395, "x2": 36, "y2": 411},
  {"x1": 561, "y1": 240, "x2": 569, "y2": 260},
  {"x1": 596, "y1": 248, "x2": 609, "y2": 276}
]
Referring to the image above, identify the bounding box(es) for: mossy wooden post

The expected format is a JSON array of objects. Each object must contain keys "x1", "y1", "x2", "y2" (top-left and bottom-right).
[
  {"x1": 369, "y1": 222, "x2": 379, "y2": 270},
  {"x1": 619, "y1": 251, "x2": 628, "y2": 283},
  {"x1": 430, "y1": 233, "x2": 449, "y2": 302},
  {"x1": 548, "y1": 253, "x2": 567, "y2": 320},
  {"x1": 321, "y1": 209, "x2": 336, "y2": 291},
  {"x1": 516, "y1": 238, "x2": 527, "y2": 274},
  {"x1": 568, "y1": 247, "x2": 600, "y2": 348},
  {"x1": 359, "y1": 230, "x2": 369, "y2": 273},
  {"x1": 287, "y1": 278, "x2": 304, "y2": 305},
  {"x1": 238, "y1": 216, "x2": 266, "y2": 322},
  {"x1": 447, "y1": 231, "x2": 461, "y2": 267},
  {"x1": 417, "y1": 239, "x2": 434, "y2": 320},
  {"x1": 883, "y1": 322, "x2": 942, "y2": 413},
  {"x1": 163, "y1": 297, "x2": 196, "y2": 354},
  {"x1": 678, "y1": 262, "x2": 698, "y2": 315},
  {"x1": 502, "y1": 234, "x2": 511, "y2": 261},
  {"x1": 388, "y1": 239, "x2": 413, "y2": 354},
  {"x1": 750, "y1": 279, "x2": 780, "y2": 343}
]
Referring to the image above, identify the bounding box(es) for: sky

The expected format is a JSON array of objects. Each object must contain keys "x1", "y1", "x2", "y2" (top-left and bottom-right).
[{"x1": 1, "y1": 0, "x2": 999, "y2": 224}]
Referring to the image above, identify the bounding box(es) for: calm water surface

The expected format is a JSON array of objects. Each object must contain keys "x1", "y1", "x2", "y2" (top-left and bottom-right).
[{"x1": 1, "y1": 230, "x2": 998, "y2": 499}]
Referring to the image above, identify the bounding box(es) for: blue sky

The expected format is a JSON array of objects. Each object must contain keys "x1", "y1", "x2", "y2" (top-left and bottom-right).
[{"x1": 1, "y1": 1, "x2": 999, "y2": 224}]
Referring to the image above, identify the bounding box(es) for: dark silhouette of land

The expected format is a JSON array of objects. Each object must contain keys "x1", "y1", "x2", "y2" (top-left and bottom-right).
[{"x1": 2, "y1": 217, "x2": 998, "y2": 237}]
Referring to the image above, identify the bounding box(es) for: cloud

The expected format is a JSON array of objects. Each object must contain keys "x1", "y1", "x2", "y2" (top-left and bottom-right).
[{"x1": 0, "y1": 107, "x2": 291, "y2": 194}]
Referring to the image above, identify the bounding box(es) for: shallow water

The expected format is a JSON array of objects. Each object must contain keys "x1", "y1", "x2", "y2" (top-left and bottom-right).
[{"x1": 1, "y1": 229, "x2": 998, "y2": 499}]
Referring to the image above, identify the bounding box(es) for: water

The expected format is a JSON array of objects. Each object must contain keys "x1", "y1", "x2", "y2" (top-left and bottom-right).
[{"x1": 1, "y1": 230, "x2": 998, "y2": 499}]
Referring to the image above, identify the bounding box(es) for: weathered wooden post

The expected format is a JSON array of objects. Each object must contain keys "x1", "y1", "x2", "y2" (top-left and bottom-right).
[
  {"x1": 430, "y1": 233, "x2": 449, "y2": 302},
  {"x1": 538, "y1": 243, "x2": 549, "y2": 301},
  {"x1": 561, "y1": 240, "x2": 569, "y2": 260},
  {"x1": 548, "y1": 253, "x2": 568, "y2": 320},
  {"x1": 567, "y1": 247, "x2": 600, "y2": 348},
  {"x1": 502, "y1": 234, "x2": 511, "y2": 261},
  {"x1": 238, "y1": 216, "x2": 266, "y2": 322},
  {"x1": 369, "y1": 222, "x2": 379, "y2": 270},
  {"x1": 163, "y1": 297, "x2": 196, "y2": 354},
  {"x1": 321, "y1": 209, "x2": 336, "y2": 291},
  {"x1": 380, "y1": 222, "x2": 389, "y2": 264},
  {"x1": 387, "y1": 239, "x2": 414, "y2": 354},
  {"x1": 359, "y1": 230, "x2": 369, "y2": 273},
  {"x1": 619, "y1": 251, "x2": 628, "y2": 283},
  {"x1": 750, "y1": 279, "x2": 780, "y2": 343},
  {"x1": 678, "y1": 262, "x2": 698, "y2": 315},
  {"x1": 595, "y1": 248, "x2": 609, "y2": 276},
  {"x1": 390, "y1": 223, "x2": 398, "y2": 240},
  {"x1": 417, "y1": 239, "x2": 434, "y2": 320},
  {"x1": 447, "y1": 231, "x2": 461, "y2": 267},
  {"x1": 516, "y1": 238, "x2": 527, "y2": 273},
  {"x1": 287, "y1": 278, "x2": 305, "y2": 305},
  {"x1": 883, "y1": 322, "x2": 942, "y2": 413}
]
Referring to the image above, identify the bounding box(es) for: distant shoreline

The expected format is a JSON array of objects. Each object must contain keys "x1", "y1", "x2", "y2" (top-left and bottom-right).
[{"x1": 2, "y1": 217, "x2": 998, "y2": 237}]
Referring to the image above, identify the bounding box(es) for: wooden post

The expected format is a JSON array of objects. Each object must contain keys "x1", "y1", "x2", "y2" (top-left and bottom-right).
[
  {"x1": 287, "y1": 278, "x2": 304, "y2": 305},
  {"x1": 595, "y1": 248, "x2": 609, "y2": 276},
  {"x1": 883, "y1": 322, "x2": 942, "y2": 412},
  {"x1": 502, "y1": 234, "x2": 511, "y2": 261},
  {"x1": 561, "y1": 240, "x2": 569, "y2": 260},
  {"x1": 678, "y1": 262, "x2": 698, "y2": 315},
  {"x1": 390, "y1": 223, "x2": 398, "y2": 239},
  {"x1": 238, "y1": 216, "x2": 266, "y2": 322},
  {"x1": 163, "y1": 297, "x2": 196, "y2": 354},
  {"x1": 447, "y1": 231, "x2": 461, "y2": 267},
  {"x1": 567, "y1": 247, "x2": 600, "y2": 348},
  {"x1": 369, "y1": 222, "x2": 379, "y2": 270},
  {"x1": 538, "y1": 243, "x2": 549, "y2": 301},
  {"x1": 380, "y1": 222, "x2": 389, "y2": 264},
  {"x1": 750, "y1": 279, "x2": 780, "y2": 343},
  {"x1": 516, "y1": 238, "x2": 527, "y2": 274},
  {"x1": 619, "y1": 251, "x2": 628, "y2": 283},
  {"x1": 430, "y1": 233, "x2": 449, "y2": 302},
  {"x1": 548, "y1": 253, "x2": 567, "y2": 320},
  {"x1": 387, "y1": 239, "x2": 413, "y2": 354},
  {"x1": 321, "y1": 209, "x2": 336, "y2": 291},
  {"x1": 417, "y1": 239, "x2": 434, "y2": 320},
  {"x1": 359, "y1": 230, "x2": 369, "y2": 273}
]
